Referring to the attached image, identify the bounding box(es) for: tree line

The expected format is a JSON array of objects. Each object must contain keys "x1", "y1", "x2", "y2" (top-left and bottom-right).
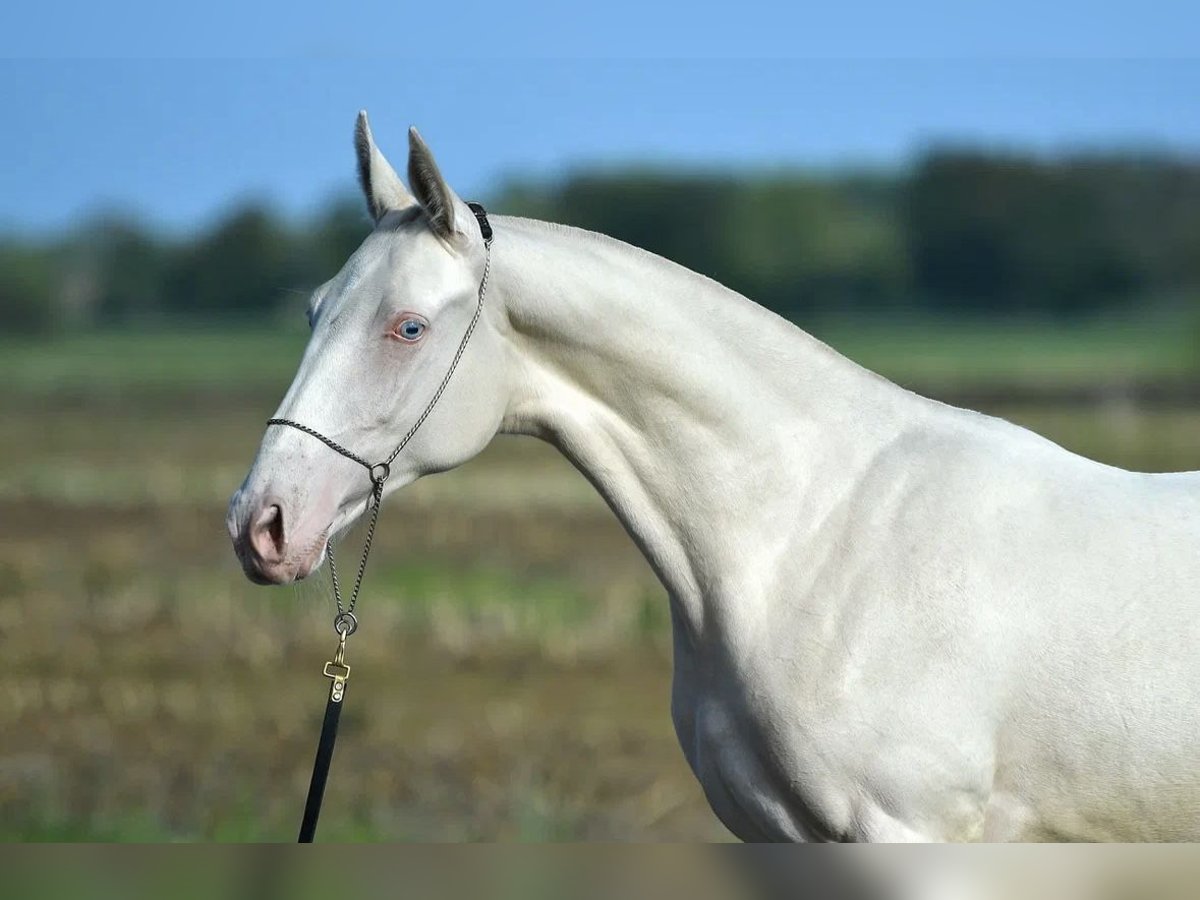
[{"x1": 3, "y1": 149, "x2": 1199, "y2": 334}]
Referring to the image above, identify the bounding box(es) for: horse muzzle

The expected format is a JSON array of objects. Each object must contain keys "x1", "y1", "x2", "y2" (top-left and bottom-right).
[{"x1": 228, "y1": 489, "x2": 328, "y2": 585}]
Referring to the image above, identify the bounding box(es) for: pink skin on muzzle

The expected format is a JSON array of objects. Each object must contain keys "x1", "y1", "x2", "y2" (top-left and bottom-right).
[{"x1": 227, "y1": 474, "x2": 345, "y2": 585}]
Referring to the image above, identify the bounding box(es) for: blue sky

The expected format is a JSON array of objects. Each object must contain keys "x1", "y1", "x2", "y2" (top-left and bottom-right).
[
  {"x1": 1, "y1": 2, "x2": 1197, "y2": 234},
  {"x1": 3, "y1": 0, "x2": 1196, "y2": 59}
]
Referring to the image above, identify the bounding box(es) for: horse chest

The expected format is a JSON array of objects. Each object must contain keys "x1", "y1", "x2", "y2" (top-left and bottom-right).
[{"x1": 668, "y1": 636, "x2": 861, "y2": 841}]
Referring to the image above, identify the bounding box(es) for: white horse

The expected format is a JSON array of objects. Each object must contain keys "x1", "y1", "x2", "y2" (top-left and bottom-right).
[{"x1": 229, "y1": 112, "x2": 1200, "y2": 842}]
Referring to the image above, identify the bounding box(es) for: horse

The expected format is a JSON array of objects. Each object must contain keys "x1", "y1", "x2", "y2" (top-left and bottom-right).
[{"x1": 228, "y1": 112, "x2": 1200, "y2": 842}]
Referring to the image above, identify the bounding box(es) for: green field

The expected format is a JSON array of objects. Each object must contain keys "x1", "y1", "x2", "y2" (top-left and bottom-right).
[
  {"x1": 814, "y1": 317, "x2": 1200, "y2": 391},
  {"x1": 3, "y1": 318, "x2": 1197, "y2": 398},
  {"x1": 1, "y1": 323, "x2": 1198, "y2": 841}
]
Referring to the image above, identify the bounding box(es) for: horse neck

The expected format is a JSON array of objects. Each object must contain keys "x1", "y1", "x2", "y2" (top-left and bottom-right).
[{"x1": 490, "y1": 216, "x2": 925, "y2": 639}]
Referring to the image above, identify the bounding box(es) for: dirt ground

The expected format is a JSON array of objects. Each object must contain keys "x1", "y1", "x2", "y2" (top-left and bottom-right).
[{"x1": 3, "y1": 383, "x2": 1198, "y2": 841}]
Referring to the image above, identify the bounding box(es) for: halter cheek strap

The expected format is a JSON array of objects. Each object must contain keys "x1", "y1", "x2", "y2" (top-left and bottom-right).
[{"x1": 265, "y1": 202, "x2": 493, "y2": 843}]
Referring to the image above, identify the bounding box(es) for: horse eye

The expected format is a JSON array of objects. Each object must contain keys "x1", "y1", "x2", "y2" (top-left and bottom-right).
[{"x1": 395, "y1": 318, "x2": 426, "y2": 342}]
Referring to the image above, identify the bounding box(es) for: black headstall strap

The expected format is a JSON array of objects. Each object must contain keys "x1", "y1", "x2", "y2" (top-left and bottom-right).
[{"x1": 272, "y1": 202, "x2": 494, "y2": 842}]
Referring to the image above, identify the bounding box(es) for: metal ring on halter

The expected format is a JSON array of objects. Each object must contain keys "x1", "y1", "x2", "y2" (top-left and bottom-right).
[
  {"x1": 369, "y1": 463, "x2": 390, "y2": 486},
  {"x1": 333, "y1": 611, "x2": 358, "y2": 636}
]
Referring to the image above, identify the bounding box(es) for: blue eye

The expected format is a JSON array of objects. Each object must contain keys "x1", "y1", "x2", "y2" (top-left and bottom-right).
[{"x1": 395, "y1": 318, "x2": 426, "y2": 341}]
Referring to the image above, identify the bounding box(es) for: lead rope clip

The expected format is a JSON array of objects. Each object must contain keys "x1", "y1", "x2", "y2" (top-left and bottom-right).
[{"x1": 324, "y1": 627, "x2": 351, "y2": 702}]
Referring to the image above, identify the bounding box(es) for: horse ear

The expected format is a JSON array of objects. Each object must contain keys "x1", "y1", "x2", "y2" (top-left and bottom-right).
[
  {"x1": 355, "y1": 111, "x2": 415, "y2": 222},
  {"x1": 407, "y1": 127, "x2": 470, "y2": 240}
]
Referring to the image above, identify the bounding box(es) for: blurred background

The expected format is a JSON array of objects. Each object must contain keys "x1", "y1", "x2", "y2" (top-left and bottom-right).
[{"x1": 1, "y1": 49, "x2": 1199, "y2": 841}]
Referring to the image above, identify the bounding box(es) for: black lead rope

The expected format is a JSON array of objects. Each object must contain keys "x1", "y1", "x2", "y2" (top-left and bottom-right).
[
  {"x1": 297, "y1": 628, "x2": 351, "y2": 842},
  {"x1": 273, "y1": 202, "x2": 494, "y2": 842}
]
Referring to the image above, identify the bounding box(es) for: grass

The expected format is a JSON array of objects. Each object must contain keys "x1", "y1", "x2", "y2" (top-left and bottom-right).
[
  {"x1": 0, "y1": 326, "x2": 307, "y2": 397},
  {"x1": 2, "y1": 322, "x2": 1199, "y2": 841},
  {"x1": 2, "y1": 315, "x2": 1197, "y2": 400},
  {"x1": 813, "y1": 316, "x2": 1200, "y2": 390},
  {"x1": 0, "y1": 361, "x2": 710, "y2": 840}
]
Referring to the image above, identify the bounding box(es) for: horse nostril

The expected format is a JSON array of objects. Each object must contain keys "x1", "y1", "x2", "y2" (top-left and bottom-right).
[{"x1": 249, "y1": 503, "x2": 287, "y2": 562}]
